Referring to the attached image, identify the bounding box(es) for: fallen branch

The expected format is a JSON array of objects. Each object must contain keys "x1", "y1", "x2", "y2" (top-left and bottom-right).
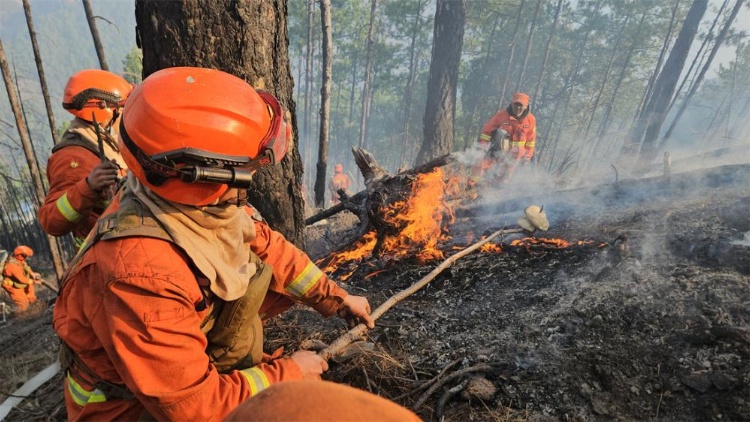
[
  {"x1": 412, "y1": 364, "x2": 493, "y2": 410},
  {"x1": 318, "y1": 227, "x2": 523, "y2": 361}
]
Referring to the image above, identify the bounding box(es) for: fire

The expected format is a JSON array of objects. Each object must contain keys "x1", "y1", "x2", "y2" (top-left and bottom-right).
[
  {"x1": 480, "y1": 242, "x2": 503, "y2": 253},
  {"x1": 318, "y1": 169, "x2": 453, "y2": 279}
]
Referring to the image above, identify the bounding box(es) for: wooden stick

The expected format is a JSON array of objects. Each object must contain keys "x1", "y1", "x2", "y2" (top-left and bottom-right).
[{"x1": 318, "y1": 228, "x2": 522, "y2": 361}]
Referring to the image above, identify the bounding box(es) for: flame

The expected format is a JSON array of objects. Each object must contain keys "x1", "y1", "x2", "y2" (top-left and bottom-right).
[
  {"x1": 318, "y1": 168, "x2": 453, "y2": 278},
  {"x1": 480, "y1": 242, "x2": 503, "y2": 253}
]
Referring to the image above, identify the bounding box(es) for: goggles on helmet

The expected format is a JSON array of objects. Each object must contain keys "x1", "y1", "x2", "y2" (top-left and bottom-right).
[
  {"x1": 120, "y1": 91, "x2": 290, "y2": 190},
  {"x1": 62, "y1": 88, "x2": 126, "y2": 111}
]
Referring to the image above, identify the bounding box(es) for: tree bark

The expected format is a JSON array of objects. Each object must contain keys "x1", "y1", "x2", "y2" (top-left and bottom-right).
[
  {"x1": 627, "y1": 0, "x2": 708, "y2": 164},
  {"x1": 82, "y1": 0, "x2": 109, "y2": 71},
  {"x1": 0, "y1": 38, "x2": 65, "y2": 280},
  {"x1": 416, "y1": 0, "x2": 466, "y2": 165},
  {"x1": 22, "y1": 0, "x2": 59, "y2": 146},
  {"x1": 135, "y1": 0, "x2": 306, "y2": 246},
  {"x1": 314, "y1": 0, "x2": 333, "y2": 208},
  {"x1": 358, "y1": 0, "x2": 379, "y2": 148}
]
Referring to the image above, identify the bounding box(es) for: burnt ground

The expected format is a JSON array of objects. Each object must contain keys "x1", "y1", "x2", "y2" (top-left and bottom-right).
[{"x1": 1, "y1": 163, "x2": 748, "y2": 421}]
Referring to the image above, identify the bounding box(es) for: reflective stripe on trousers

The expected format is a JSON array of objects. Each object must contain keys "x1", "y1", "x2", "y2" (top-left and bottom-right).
[{"x1": 67, "y1": 372, "x2": 107, "y2": 406}]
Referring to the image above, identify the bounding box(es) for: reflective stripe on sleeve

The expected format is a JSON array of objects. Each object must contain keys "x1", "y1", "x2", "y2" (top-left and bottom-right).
[
  {"x1": 511, "y1": 141, "x2": 525, "y2": 147},
  {"x1": 285, "y1": 262, "x2": 323, "y2": 298},
  {"x1": 239, "y1": 367, "x2": 270, "y2": 396},
  {"x1": 56, "y1": 193, "x2": 84, "y2": 223},
  {"x1": 525, "y1": 142, "x2": 535, "y2": 148},
  {"x1": 67, "y1": 372, "x2": 107, "y2": 406},
  {"x1": 479, "y1": 133, "x2": 491, "y2": 142}
]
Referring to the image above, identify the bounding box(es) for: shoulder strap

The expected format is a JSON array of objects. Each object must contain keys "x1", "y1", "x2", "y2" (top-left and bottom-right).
[{"x1": 52, "y1": 132, "x2": 100, "y2": 156}]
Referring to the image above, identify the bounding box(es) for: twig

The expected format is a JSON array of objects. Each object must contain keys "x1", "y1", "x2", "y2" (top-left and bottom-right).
[
  {"x1": 395, "y1": 357, "x2": 463, "y2": 400},
  {"x1": 412, "y1": 364, "x2": 492, "y2": 411},
  {"x1": 362, "y1": 367, "x2": 373, "y2": 393},
  {"x1": 656, "y1": 391, "x2": 664, "y2": 419},
  {"x1": 318, "y1": 228, "x2": 520, "y2": 361},
  {"x1": 436, "y1": 379, "x2": 469, "y2": 421}
]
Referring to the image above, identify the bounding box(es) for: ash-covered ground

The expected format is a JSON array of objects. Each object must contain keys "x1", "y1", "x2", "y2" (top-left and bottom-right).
[
  {"x1": 1, "y1": 163, "x2": 748, "y2": 422},
  {"x1": 295, "y1": 163, "x2": 750, "y2": 421}
]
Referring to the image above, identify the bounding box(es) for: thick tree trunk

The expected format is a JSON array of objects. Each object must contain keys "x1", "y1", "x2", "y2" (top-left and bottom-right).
[
  {"x1": 82, "y1": 0, "x2": 109, "y2": 71},
  {"x1": 304, "y1": 0, "x2": 314, "y2": 156},
  {"x1": 358, "y1": 0, "x2": 378, "y2": 148},
  {"x1": 135, "y1": 0, "x2": 306, "y2": 246},
  {"x1": 314, "y1": 0, "x2": 333, "y2": 208},
  {"x1": 627, "y1": 0, "x2": 708, "y2": 164},
  {"x1": 416, "y1": 0, "x2": 466, "y2": 165},
  {"x1": 22, "y1": 0, "x2": 59, "y2": 146},
  {"x1": 0, "y1": 38, "x2": 65, "y2": 280}
]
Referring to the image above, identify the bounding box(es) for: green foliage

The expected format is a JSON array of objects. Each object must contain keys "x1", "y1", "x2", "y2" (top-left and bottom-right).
[{"x1": 122, "y1": 47, "x2": 143, "y2": 84}]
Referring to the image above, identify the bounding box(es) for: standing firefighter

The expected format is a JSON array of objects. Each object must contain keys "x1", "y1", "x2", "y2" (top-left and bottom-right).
[
  {"x1": 2, "y1": 246, "x2": 42, "y2": 312},
  {"x1": 474, "y1": 92, "x2": 537, "y2": 183},
  {"x1": 53, "y1": 67, "x2": 375, "y2": 421},
  {"x1": 328, "y1": 163, "x2": 351, "y2": 206},
  {"x1": 38, "y1": 69, "x2": 132, "y2": 248}
]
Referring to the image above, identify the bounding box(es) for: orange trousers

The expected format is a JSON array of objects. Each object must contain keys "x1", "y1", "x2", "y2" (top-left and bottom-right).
[{"x1": 2, "y1": 283, "x2": 36, "y2": 311}]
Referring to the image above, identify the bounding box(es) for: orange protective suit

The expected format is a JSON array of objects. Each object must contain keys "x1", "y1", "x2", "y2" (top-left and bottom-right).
[
  {"x1": 476, "y1": 106, "x2": 537, "y2": 182},
  {"x1": 53, "y1": 205, "x2": 349, "y2": 421},
  {"x1": 2, "y1": 256, "x2": 38, "y2": 311},
  {"x1": 224, "y1": 380, "x2": 421, "y2": 421},
  {"x1": 328, "y1": 164, "x2": 351, "y2": 205},
  {"x1": 38, "y1": 120, "x2": 126, "y2": 247}
]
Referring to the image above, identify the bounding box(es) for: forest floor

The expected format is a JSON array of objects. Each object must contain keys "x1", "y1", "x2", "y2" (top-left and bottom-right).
[{"x1": 0, "y1": 161, "x2": 748, "y2": 421}]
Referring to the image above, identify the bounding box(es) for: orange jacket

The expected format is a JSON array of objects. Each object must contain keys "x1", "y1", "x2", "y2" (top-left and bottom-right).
[
  {"x1": 53, "y1": 207, "x2": 348, "y2": 421},
  {"x1": 479, "y1": 107, "x2": 537, "y2": 161},
  {"x1": 2, "y1": 257, "x2": 35, "y2": 287},
  {"x1": 38, "y1": 144, "x2": 109, "y2": 243},
  {"x1": 328, "y1": 172, "x2": 351, "y2": 204}
]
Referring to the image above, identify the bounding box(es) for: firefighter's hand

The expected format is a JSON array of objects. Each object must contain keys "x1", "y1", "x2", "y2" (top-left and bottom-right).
[
  {"x1": 338, "y1": 295, "x2": 375, "y2": 328},
  {"x1": 86, "y1": 161, "x2": 120, "y2": 193},
  {"x1": 290, "y1": 350, "x2": 329, "y2": 380}
]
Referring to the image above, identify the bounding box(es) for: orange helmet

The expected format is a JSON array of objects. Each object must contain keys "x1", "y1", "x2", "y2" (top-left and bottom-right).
[
  {"x1": 62, "y1": 69, "x2": 133, "y2": 126},
  {"x1": 511, "y1": 92, "x2": 530, "y2": 107},
  {"x1": 119, "y1": 67, "x2": 291, "y2": 206},
  {"x1": 13, "y1": 245, "x2": 33, "y2": 258},
  {"x1": 334, "y1": 163, "x2": 343, "y2": 173}
]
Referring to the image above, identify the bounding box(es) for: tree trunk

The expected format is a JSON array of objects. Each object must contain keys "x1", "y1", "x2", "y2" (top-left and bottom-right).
[
  {"x1": 637, "y1": 0, "x2": 682, "y2": 123},
  {"x1": 516, "y1": 0, "x2": 542, "y2": 92},
  {"x1": 628, "y1": 0, "x2": 708, "y2": 164},
  {"x1": 658, "y1": 0, "x2": 744, "y2": 151},
  {"x1": 0, "y1": 38, "x2": 65, "y2": 280},
  {"x1": 358, "y1": 0, "x2": 379, "y2": 148},
  {"x1": 304, "y1": 0, "x2": 314, "y2": 156},
  {"x1": 399, "y1": 0, "x2": 426, "y2": 169},
  {"x1": 314, "y1": 0, "x2": 332, "y2": 208},
  {"x1": 82, "y1": 0, "x2": 109, "y2": 71},
  {"x1": 416, "y1": 0, "x2": 466, "y2": 165},
  {"x1": 498, "y1": 0, "x2": 525, "y2": 108},
  {"x1": 23, "y1": 0, "x2": 59, "y2": 146},
  {"x1": 135, "y1": 0, "x2": 306, "y2": 246},
  {"x1": 531, "y1": 0, "x2": 563, "y2": 113}
]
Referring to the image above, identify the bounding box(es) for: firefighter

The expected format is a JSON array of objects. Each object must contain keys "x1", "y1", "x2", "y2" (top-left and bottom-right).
[
  {"x1": 2, "y1": 246, "x2": 42, "y2": 312},
  {"x1": 328, "y1": 163, "x2": 351, "y2": 205},
  {"x1": 474, "y1": 92, "x2": 537, "y2": 184},
  {"x1": 38, "y1": 69, "x2": 132, "y2": 249},
  {"x1": 53, "y1": 67, "x2": 375, "y2": 421}
]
